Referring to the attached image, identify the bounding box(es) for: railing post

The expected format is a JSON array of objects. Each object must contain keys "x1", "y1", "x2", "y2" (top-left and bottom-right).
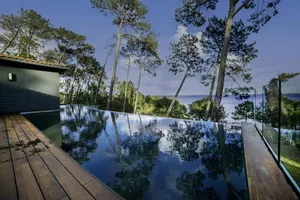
[
  {"x1": 254, "y1": 88, "x2": 256, "y2": 122},
  {"x1": 278, "y1": 80, "x2": 281, "y2": 165},
  {"x1": 261, "y1": 86, "x2": 264, "y2": 137}
]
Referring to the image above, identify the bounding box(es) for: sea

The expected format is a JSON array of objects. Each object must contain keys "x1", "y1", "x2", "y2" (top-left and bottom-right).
[{"x1": 161, "y1": 94, "x2": 300, "y2": 122}]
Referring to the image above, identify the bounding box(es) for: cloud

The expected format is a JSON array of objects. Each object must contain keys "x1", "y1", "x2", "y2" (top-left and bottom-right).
[
  {"x1": 195, "y1": 31, "x2": 203, "y2": 40},
  {"x1": 171, "y1": 25, "x2": 204, "y2": 56},
  {"x1": 171, "y1": 25, "x2": 203, "y2": 42},
  {"x1": 171, "y1": 25, "x2": 188, "y2": 42}
]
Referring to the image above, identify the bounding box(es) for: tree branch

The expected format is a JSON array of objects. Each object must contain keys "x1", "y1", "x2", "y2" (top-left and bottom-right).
[
  {"x1": 227, "y1": 73, "x2": 241, "y2": 88},
  {"x1": 233, "y1": 0, "x2": 251, "y2": 17},
  {"x1": 199, "y1": 0, "x2": 210, "y2": 6},
  {"x1": 120, "y1": 33, "x2": 141, "y2": 41}
]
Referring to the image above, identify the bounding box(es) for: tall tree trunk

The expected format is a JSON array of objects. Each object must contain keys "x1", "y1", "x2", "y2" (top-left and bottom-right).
[
  {"x1": 63, "y1": 92, "x2": 67, "y2": 104},
  {"x1": 17, "y1": 48, "x2": 25, "y2": 57},
  {"x1": 106, "y1": 20, "x2": 123, "y2": 110},
  {"x1": 57, "y1": 47, "x2": 68, "y2": 64},
  {"x1": 26, "y1": 46, "x2": 30, "y2": 58},
  {"x1": 111, "y1": 112, "x2": 123, "y2": 162},
  {"x1": 166, "y1": 68, "x2": 189, "y2": 117},
  {"x1": 57, "y1": 52, "x2": 65, "y2": 64},
  {"x1": 139, "y1": 115, "x2": 145, "y2": 134},
  {"x1": 73, "y1": 79, "x2": 81, "y2": 103},
  {"x1": 0, "y1": 39, "x2": 15, "y2": 54},
  {"x1": 0, "y1": 27, "x2": 21, "y2": 54},
  {"x1": 127, "y1": 115, "x2": 132, "y2": 139},
  {"x1": 68, "y1": 67, "x2": 79, "y2": 103},
  {"x1": 63, "y1": 81, "x2": 70, "y2": 104},
  {"x1": 94, "y1": 70, "x2": 104, "y2": 105},
  {"x1": 214, "y1": 2, "x2": 236, "y2": 108},
  {"x1": 205, "y1": 55, "x2": 220, "y2": 120},
  {"x1": 217, "y1": 124, "x2": 230, "y2": 184},
  {"x1": 94, "y1": 46, "x2": 114, "y2": 105},
  {"x1": 134, "y1": 67, "x2": 142, "y2": 114},
  {"x1": 17, "y1": 33, "x2": 34, "y2": 57},
  {"x1": 0, "y1": 41, "x2": 13, "y2": 54},
  {"x1": 86, "y1": 74, "x2": 91, "y2": 104},
  {"x1": 75, "y1": 83, "x2": 83, "y2": 103},
  {"x1": 123, "y1": 56, "x2": 131, "y2": 112},
  {"x1": 216, "y1": 123, "x2": 239, "y2": 198}
]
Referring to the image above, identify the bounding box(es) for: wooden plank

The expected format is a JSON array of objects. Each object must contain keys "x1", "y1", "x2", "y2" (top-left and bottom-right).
[
  {"x1": 242, "y1": 123, "x2": 298, "y2": 200},
  {"x1": 84, "y1": 179, "x2": 123, "y2": 200},
  {"x1": 9, "y1": 115, "x2": 36, "y2": 157},
  {"x1": 59, "y1": 196, "x2": 71, "y2": 200},
  {"x1": 37, "y1": 149, "x2": 94, "y2": 200},
  {"x1": 0, "y1": 116, "x2": 10, "y2": 164},
  {"x1": 27, "y1": 154, "x2": 67, "y2": 200},
  {"x1": 14, "y1": 115, "x2": 95, "y2": 200},
  {"x1": 11, "y1": 114, "x2": 67, "y2": 200},
  {"x1": 19, "y1": 114, "x2": 123, "y2": 200},
  {"x1": 19, "y1": 115, "x2": 94, "y2": 184},
  {"x1": 0, "y1": 115, "x2": 18, "y2": 200},
  {"x1": 0, "y1": 159, "x2": 18, "y2": 200},
  {"x1": 4, "y1": 115, "x2": 44, "y2": 200}
]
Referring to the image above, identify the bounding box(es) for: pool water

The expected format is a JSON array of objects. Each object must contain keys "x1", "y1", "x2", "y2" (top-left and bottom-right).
[{"x1": 24, "y1": 105, "x2": 249, "y2": 200}]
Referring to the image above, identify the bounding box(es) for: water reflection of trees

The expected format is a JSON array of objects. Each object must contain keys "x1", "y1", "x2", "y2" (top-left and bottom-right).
[
  {"x1": 176, "y1": 171, "x2": 220, "y2": 200},
  {"x1": 60, "y1": 106, "x2": 248, "y2": 199},
  {"x1": 108, "y1": 113, "x2": 162, "y2": 200},
  {"x1": 60, "y1": 105, "x2": 105, "y2": 164},
  {"x1": 168, "y1": 121, "x2": 207, "y2": 161},
  {"x1": 167, "y1": 121, "x2": 248, "y2": 199}
]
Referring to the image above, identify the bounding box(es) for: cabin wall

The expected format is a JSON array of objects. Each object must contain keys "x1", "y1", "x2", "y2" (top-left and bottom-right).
[{"x1": 0, "y1": 65, "x2": 60, "y2": 114}]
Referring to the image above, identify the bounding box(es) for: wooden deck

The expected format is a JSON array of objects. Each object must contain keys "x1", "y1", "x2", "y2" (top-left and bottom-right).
[
  {"x1": 0, "y1": 114, "x2": 123, "y2": 200},
  {"x1": 242, "y1": 122, "x2": 298, "y2": 200}
]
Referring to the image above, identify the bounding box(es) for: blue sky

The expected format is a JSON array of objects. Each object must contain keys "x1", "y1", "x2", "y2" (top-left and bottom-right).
[{"x1": 2, "y1": 0, "x2": 300, "y2": 95}]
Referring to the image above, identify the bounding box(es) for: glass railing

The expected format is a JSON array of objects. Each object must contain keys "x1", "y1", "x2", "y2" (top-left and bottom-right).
[{"x1": 254, "y1": 74, "x2": 300, "y2": 194}]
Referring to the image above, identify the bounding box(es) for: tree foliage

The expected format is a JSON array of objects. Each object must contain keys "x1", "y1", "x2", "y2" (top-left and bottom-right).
[
  {"x1": 176, "y1": 0, "x2": 281, "y2": 109},
  {"x1": 201, "y1": 16, "x2": 257, "y2": 99},
  {"x1": 130, "y1": 32, "x2": 163, "y2": 113},
  {"x1": 175, "y1": 0, "x2": 218, "y2": 27},
  {"x1": 168, "y1": 34, "x2": 204, "y2": 77},
  {"x1": 231, "y1": 100, "x2": 254, "y2": 121},
  {"x1": 17, "y1": 9, "x2": 52, "y2": 58},
  {"x1": 0, "y1": 8, "x2": 25, "y2": 54},
  {"x1": 91, "y1": 0, "x2": 151, "y2": 110},
  {"x1": 53, "y1": 27, "x2": 87, "y2": 63},
  {"x1": 189, "y1": 98, "x2": 227, "y2": 122},
  {"x1": 166, "y1": 34, "x2": 204, "y2": 117}
]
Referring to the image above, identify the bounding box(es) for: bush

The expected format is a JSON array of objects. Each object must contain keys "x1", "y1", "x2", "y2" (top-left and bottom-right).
[{"x1": 189, "y1": 98, "x2": 227, "y2": 122}]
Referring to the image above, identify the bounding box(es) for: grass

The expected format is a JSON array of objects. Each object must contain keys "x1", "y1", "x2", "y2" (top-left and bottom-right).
[
  {"x1": 262, "y1": 124, "x2": 300, "y2": 186},
  {"x1": 281, "y1": 158, "x2": 300, "y2": 186},
  {"x1": 281, "y1": 156, "x2": 300, "y2": 168}
]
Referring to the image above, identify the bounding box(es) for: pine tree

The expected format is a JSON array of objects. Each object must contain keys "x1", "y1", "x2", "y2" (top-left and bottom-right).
[
  {"x1": 166, "y1": 34, "x2": 204, "y2": 117},
  {"x1": 91, "y1": 0, "x2": 151, "y2": 110}
]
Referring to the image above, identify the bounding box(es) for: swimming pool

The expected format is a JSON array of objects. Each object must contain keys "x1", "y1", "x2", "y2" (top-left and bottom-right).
[{"x1": 24, "y1": 105, "x2": 249, "y2": 200}]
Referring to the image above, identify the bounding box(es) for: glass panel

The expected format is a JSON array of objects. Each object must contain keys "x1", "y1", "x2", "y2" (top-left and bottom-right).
[
  {"x1": 254, "y1": 88, "x2": 264, "y2": 132},
  {"x1": 280, "y1": 75, "x2": 300, "y2": 187},
  {"x1": 262, "y1": 80, "x2": 280, "y2": 155}
]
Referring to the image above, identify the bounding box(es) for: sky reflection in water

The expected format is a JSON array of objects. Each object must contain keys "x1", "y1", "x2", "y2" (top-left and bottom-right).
[{"x1": 25, "y1": 105, "x2": 248, "y2": 200}]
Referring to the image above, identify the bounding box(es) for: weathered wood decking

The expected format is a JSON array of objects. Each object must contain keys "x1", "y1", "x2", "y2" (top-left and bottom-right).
[
  {"x1": 242, "y1": 122, "x2": 298, "y2": 200},
  {"x1": 0, "y1": 114, "x2": 123, "y2": 200}
]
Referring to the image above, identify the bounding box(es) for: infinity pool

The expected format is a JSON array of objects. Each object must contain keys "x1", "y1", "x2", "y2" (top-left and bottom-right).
[{"x1": 24, "y1": 105, "x2": 249, "y2": 200}]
